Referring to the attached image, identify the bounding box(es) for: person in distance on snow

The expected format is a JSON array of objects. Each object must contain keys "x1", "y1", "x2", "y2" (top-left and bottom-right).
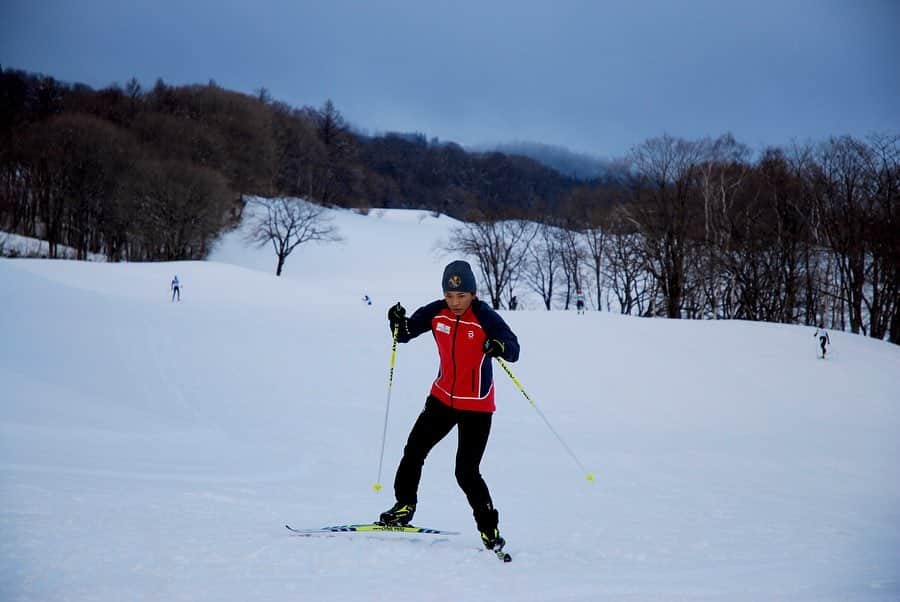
[
  {"x1": 171, "y1": 275, "x2": 181, "y2": 302},
  {"x1": 814, "y1": 324, "x2": 830, "y2": 358},
  {"x1": 379, "y1": 260, "x2": 520, "y2": 552},
  {"x1": 575, "y1": 289, "x2": 585, "y2": 315}
]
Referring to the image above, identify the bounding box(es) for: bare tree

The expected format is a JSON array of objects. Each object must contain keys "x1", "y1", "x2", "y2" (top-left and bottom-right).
[
  {"x1": 626, "y1": 135, "x2": 706, "y2": 318},
  {"x1": 523, "y1": 221, "x2": 561, "y2": 309},
  {"x1": 859, "y1": 133, "x2": 900, "y2": 340},
  {"x1": 698, "y1": 134, "x2": 752, "y2": 243},
  {"x1": 604, "y1": 208, "x2": 650, "y2": 315},
  {"x1": 245, "y1": 196, "x2": 341, "y2": 276},
  {"x1": 582, "y1": 224, "x2": 607, "y2": 312},
  {"x1": 812, "y1": 136, "x2": 872, "y2": 334},
  {"x1": 695, "y1": 134, "x2": 751, "y2": 317},
  {"x1": 556, "y1": 227, "x2": 586, "y2": 310},
  {"x1": 130, "y1": 158, "x2": 232, "y2": 260},
  {"x1": 447, "y1": 219, "x2": 536, "y2": 309}
]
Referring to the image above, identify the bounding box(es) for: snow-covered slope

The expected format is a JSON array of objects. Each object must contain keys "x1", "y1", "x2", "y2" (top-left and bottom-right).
[
  {"x1": 2, "y1": 207, "x2": 899, "y2": 601},
  {"x1": 1, "y1": 231, "x2": 106, "y2": 261}
]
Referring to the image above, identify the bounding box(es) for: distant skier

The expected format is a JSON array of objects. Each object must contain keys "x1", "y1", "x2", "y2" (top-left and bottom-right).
[
  {"x1": 575, "y1": 289, "x2": 585, "y2": 315},
  {"x1": 509, "y1": 295, "x2": 518, "y2": 311},
  {"x1": 814, "y1": 324, "x2": 830, "y2": 358},
  {"x1": 379, "y1": 260, "x2": 520, "y2": 554},
  {"x1": 363, "y1": 294, "x2": 373, "y2": 306},
  {"x1": 171, "y1": 275, "x2": 180, "y2": 302}
]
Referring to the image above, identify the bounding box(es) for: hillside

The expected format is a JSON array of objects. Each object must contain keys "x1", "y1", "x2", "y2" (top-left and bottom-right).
[
  {"x1": 1, "y1": 207, "x2": 899, "y2": 601},
  {"x1": 473, "y1": 141, "x2": 621, "y2": 181}
]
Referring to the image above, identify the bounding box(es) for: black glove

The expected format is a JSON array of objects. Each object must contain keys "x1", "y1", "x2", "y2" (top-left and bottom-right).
[
  {"x1": 388, "y1": 303, "x2": 406, "y2": 331},
  {"x1": 483, "y1": 338, "x2": 505, "y2": 358}
]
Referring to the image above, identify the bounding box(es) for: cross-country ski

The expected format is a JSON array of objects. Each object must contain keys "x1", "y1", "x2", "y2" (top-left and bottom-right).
[{"x1": 285, "y1": 523, "x2": 460, "y2": 536}]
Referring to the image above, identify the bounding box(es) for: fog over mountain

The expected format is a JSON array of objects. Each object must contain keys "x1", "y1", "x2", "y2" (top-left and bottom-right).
[{"x1": 471, "y1": 141, "x2": 627, "y2": 181}]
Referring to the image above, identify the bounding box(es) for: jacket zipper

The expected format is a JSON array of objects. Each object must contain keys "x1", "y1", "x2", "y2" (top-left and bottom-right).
[{"x1": 449, "y1": 315, "x2": 460, "y2": 408}]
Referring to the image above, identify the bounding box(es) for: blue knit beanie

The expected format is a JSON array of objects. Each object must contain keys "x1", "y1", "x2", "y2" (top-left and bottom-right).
[{"x1": 442, "y1": 260, "x2": 477, "y2": 293}]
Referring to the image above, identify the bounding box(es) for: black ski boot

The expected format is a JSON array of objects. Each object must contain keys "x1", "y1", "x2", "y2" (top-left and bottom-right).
[
  {"x1": 480, "y1": 526, "x2": 511, "y2": 562},
  {"x1": 475, "y1": 505, "x2": 510, "y2": 560},
  {"x1": 480, "y1": 526, "x2": 504, "y2": 550},
  {"x1": 475, "y1": 506, "x2": 499, "y2": 545},
  {"x1": 378, "y1": 501, "x2": 416, "y2": 526}
]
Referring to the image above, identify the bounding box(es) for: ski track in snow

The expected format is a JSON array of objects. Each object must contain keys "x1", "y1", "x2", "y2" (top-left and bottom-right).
[{"x1": 144, "y1": 313, "x2": 202, "y2": 426}]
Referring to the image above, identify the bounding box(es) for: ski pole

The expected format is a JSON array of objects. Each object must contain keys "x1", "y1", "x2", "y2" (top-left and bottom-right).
[
  {"x1": 495, "y1": 357, "x2": 595, "y2": 482},
  {"x1": 373, "y1": 326, "x2": 399, "y2": 492}
]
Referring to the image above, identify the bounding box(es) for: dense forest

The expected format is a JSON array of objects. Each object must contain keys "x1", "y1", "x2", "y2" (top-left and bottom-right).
[
  {"x1": 0, "y1": 67, "x2": 582, "y2": 262},
  {"x1": 1, "y1": 67, "x2": 897, "y2": 342},
  {"x1": 449, "y1": 133, "x2": 899, "y2": 344}
]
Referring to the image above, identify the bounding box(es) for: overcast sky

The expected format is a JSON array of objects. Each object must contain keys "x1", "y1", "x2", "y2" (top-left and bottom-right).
[{"x1": 3, "y1": 0, "x2": 898, "y2": 157}]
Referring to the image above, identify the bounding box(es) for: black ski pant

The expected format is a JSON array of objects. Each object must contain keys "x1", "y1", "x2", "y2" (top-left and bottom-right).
[
  {"x1": 820, "y1": 336, "x2": 827, "y2": 356},
  {"x1": 394, "y1": 395, "x2": 498, "y2": 532}
]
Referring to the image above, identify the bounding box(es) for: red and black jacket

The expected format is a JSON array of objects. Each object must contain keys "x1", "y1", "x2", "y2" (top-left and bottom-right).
[{"x1": 394, "y1": 299, "x2": 520, "y2": 413}]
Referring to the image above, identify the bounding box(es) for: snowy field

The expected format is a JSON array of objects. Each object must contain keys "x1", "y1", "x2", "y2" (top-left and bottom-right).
[
  {"x1": 2, "y1": 207, "x2": 899, "y2": 601},
  {"x1": 0, "y1": 231, "x2": 106, "y2": 262}
]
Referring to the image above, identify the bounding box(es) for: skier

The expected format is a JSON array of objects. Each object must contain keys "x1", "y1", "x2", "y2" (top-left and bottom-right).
[
  {"x1": 814, "y1": 324, "x2": 830, "y2": 358},
  {"x1": 575, "y1": 289, "x2": 585, "y2": 315},
  {"x1": 363, "y1": 294, "x2": 373, "y2": 306},
  {"x1": 379, "y1": 260, "x2": 520, "y2": 553},
  {"x1": 509, "y1": 295, "x2": 518, "y2": 311},
  {"x1": 171, "y1": 275, "x2": 180, "y2": 302}
]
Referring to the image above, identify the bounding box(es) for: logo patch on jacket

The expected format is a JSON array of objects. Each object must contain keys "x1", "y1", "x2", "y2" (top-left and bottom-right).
[
  {"x1": 436, "y1": 322, "x2": 451, "y2": 334},
  {"x1": 468, "y1": 330, "x2": 474, "y2": 339}
]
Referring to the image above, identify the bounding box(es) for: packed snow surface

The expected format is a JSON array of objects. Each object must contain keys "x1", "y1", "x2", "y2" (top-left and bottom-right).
[{"x1": 2, "y1": 208, "x2": 899, "y2": 601}]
